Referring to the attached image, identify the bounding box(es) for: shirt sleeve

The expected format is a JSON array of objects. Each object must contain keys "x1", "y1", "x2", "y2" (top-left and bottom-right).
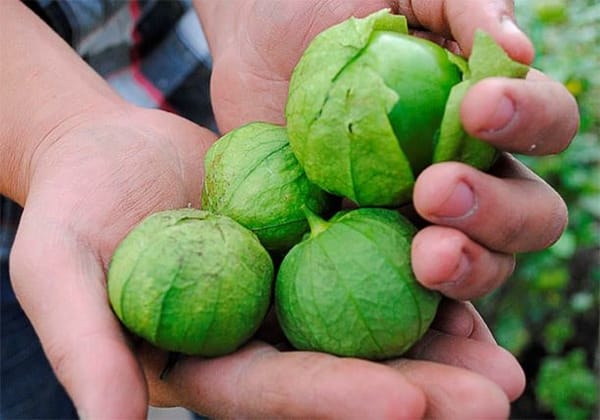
[{"x1": 22, "y1": 0, "x2": 126, "y2": 48}]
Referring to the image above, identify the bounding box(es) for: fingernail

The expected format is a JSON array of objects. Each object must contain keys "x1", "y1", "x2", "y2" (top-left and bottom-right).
[
  {"x1": 483, "y1": 95, "x2": 516, "y2": 133},
  {"x1": 501, "y1": 15, "x2": 525, "y2": 37},
  {"x1": 499, "y1": 15, "x2": 536, "y2": 65},
  {"x1": 436, "y1": 181, "x2": 476, "y2": 219}
]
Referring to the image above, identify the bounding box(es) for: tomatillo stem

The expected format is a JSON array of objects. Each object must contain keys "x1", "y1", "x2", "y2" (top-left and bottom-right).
[{"x1": 302, "y1": 206, "x2": 329, "y2": 238}]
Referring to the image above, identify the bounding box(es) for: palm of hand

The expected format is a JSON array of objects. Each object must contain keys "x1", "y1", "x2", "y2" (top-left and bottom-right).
[
  {"x1": 8, "y1": 108, "x2": 213, "y2": 416},
  {"x1": 20, "y1": 111, "x2": 207, "y2": 263}
]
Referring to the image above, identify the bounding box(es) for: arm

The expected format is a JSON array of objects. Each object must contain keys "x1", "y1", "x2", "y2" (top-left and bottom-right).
[{"x1": 0, "y1": 0, "x2": 126, "y2": 204}]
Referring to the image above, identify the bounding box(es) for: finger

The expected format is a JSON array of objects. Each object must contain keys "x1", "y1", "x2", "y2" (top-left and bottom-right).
[
  {"x1": 412, "y1": 226, "x2": 515, "y2": 300},
  {"x1": 461, "y1": 70, "x2": 580, "y2": 154},
  {"x1": 9, "y1": 210, "x2": 147, "y2": 419},
  {"x1": 143, "y1": 341, "x2": 427, "y2": 419},
  {"x1": 431, "y1": 299, "x2": 497, "y2": 343},
  {"x1": 388, "y1": 359, "x2": 511, "y2": 418},
  {"x1": 414, "y1": 157, "x2": 568, "y2": 253},
  {"x1": 406, "y1": 331, "x2": 525, "y2": 402},
  {"x1": 399, "y1": 0, "x2": 535, "y2": 63}
]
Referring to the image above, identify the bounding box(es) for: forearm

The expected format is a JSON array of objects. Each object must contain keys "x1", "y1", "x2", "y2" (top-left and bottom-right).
[{"x1": 0, "y1": 0, "x2": 127, "y2": 205}]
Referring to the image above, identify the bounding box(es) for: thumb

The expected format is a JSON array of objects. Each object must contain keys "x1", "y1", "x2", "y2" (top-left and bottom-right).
[{"x1": 9, "y1": 206, "x2": 147, "y2": 419}]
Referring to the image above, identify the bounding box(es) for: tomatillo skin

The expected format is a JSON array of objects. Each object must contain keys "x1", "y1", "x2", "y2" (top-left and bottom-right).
[
  {"x1": 107, "y1": 209, "x2": 274, "y2": 357},
  {"x1": 275, "y1": 208, "x2": 441, "y2": 360},
  {"x1": 286, "y1": 10, "x2": 463, "y2": 207},
  {"x1": 202, "y1": 122, "x2": 338, "y2": 253}
]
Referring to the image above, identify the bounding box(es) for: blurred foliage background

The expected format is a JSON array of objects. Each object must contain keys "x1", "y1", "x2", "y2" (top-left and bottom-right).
[{"x1": 475, "y1": 0, "x2": 599, "y2": 418}]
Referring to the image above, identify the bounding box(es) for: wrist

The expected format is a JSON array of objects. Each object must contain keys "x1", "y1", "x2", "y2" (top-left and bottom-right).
[{"x1": 1, "y1": 100, "x2": 130, "y2": 206}]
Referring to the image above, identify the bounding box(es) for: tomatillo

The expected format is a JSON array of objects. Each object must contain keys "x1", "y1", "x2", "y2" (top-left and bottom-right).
[
  {"x1": 107, "y1": 209, "x2": 274, "y2": 356},
  {"x1": 275, "y1": 207, "x2": 441, "y2": 360},
  {"x1": 285, "y1": 9, "x2": 529, "y2": 207},
  {"x1": 202, "y1": 122, "x2": 338, "y2": 253}
]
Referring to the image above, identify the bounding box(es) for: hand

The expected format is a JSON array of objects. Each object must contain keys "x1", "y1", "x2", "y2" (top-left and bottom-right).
[
  {"x1": 8, "y1": 106, "x2": 524, "y2": 419},
  {"x1": 140, "y1": 299, "x2": 525, "y2": 418},
  {"x1": 196, "y1": 0, "x2": 578, "y2": 300},
  {"x1": 8, "y1": 107, "x2": 212, "y2": 418}
]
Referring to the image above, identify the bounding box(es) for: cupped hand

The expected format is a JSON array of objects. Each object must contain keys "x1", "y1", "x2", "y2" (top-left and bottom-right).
[
  {"x1": 197, "y1": 0, "x2": 579, "y2": 300},
  {"x1": 140, "y1": 299, "x2": 524, "y2": 419},
  {"x1": 9, "y1": 106, "x2": 212, "y2": 418},
  {"x1": 8, "y1": 105, "x2": 524, "y2": 419}
]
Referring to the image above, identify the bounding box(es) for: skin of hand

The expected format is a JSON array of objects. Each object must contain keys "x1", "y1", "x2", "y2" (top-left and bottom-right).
[{"x1": 1, "y1": 1, "x2": 578, "y2": 419}]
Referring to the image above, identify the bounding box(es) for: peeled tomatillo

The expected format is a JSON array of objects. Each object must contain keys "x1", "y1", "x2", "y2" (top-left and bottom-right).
[
  {"x1": 285, "y1": 9, "x2": 529, "y2": 207},
  {"x1": 359, "y1": 31, "x2": 462, "y2": 175}
]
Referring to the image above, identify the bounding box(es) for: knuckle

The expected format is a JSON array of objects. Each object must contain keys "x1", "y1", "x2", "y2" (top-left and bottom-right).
[
  {"x1": 469, "y1": 253, "x2": 515, "y2": 299},
  {"x1": 539, "y1": 86, "x2": 580, "y2": 155},
  {"x1": 494, "y1": 190, "x2": 567, "y2": 253},
  {"x1": 474, "y1": 253, "x2": 516, "y2": 299}
]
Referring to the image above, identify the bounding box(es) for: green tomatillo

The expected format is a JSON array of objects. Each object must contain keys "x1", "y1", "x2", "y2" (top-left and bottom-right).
[
  {"x1": 275, "y1": 207, "x2": 441, "y2": 360},
  {"x1": 285, "y1": 9, "x2": 529, "y2": 207},
  {"x1": 107, "y1": 208, "x2": 274, "y2": 357},
  {"x1": 202, "y1": 122, "x2": 338, "y2": 253}
]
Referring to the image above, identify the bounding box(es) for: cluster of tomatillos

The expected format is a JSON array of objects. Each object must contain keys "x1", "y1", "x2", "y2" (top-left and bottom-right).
[{"x1": 107, "y1": 10, "x2": 529, "y2": 360}]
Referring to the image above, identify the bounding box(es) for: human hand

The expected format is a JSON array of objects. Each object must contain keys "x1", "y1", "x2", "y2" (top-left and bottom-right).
[
  {"x1": 196, "y1": 0, "x2": 579, "y2": 300},
  {"x1": 3, "y1": 1, "x2": 577, "y2": 417},
  {"x1": 140, "y1": 299, "x2": 525, "y2": 418},
  {"x1": 7, "y1": 107, "x2": 212, "y2": 418},
  {"x1": 7, "y1": 105, "x2": 524, "y2": 419}
]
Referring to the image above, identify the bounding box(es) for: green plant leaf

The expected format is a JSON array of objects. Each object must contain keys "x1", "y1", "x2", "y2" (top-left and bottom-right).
[
  {"x1": 536, "y1": 349, "x2": 599, "y2": 420},
  {"x1": 542, "y1": 317, "x2": 575, "y2": 354}
]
